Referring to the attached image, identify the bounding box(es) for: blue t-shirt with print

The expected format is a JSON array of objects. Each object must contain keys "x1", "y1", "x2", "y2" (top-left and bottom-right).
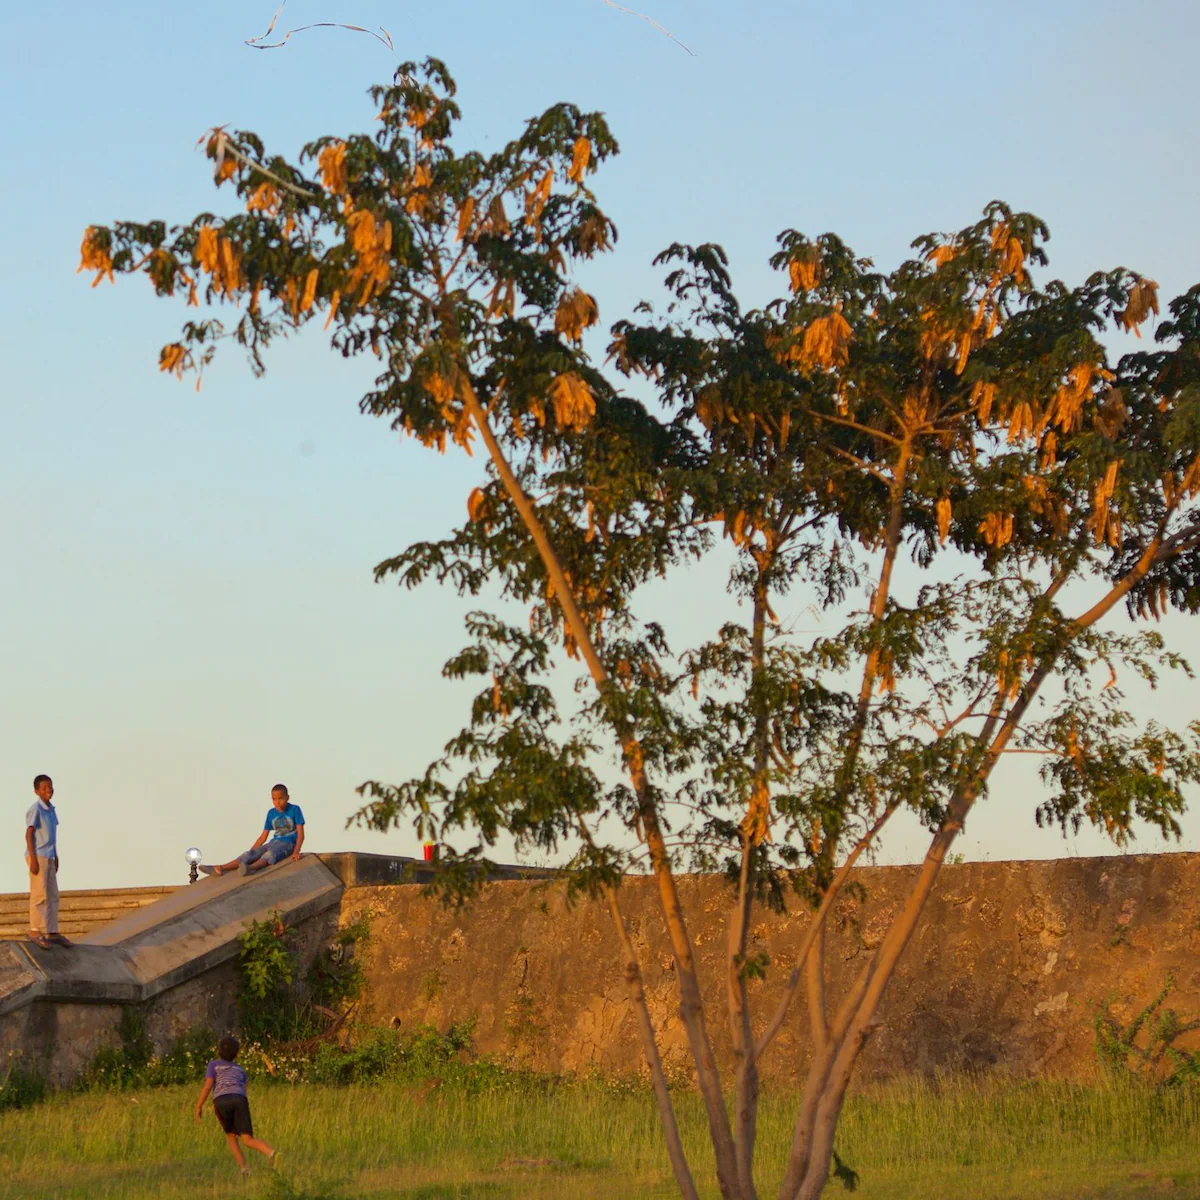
[
  {"x1": 263, "y1": 803, "x2": 304, "y2": 846},
  {"x1": 205, "y1": 1058, "x2": 248, "y2": 1098}
]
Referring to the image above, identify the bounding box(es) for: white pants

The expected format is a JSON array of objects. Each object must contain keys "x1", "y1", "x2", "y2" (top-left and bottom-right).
[{"x1": 28, "y1": 855, "x2": 59, "y2": 935}]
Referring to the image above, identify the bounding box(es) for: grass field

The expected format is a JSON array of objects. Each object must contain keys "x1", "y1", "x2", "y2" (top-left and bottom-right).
[{"x1": 1, "y1": 1074, "x2": 1198, "y2": 1200}]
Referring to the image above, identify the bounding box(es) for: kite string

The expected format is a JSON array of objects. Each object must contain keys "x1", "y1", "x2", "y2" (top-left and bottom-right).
[
  {"x1": 597, "y1": 0, "x2": 694, "y2": 55},
  {"x1": 245, "y1": 1, "x2": 393, "y2": 51},
  {"x1": 244, "y1": 1, "x2": 691, "y2": 56}
]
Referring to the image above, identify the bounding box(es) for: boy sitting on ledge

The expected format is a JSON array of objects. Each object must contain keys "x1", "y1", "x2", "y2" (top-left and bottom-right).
[{"x1": 199, "y1": 784, "x2": 305, "y2": 877}]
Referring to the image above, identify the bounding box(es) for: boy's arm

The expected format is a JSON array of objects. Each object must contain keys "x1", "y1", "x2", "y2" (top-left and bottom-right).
[
  {"x1": 250, "y1": 830, "x2": 269, "y2": 850},
  {"x1": 194, "y1": 1076, "x2": 213, "y2": 1120},
  {"x1": 291, "y1": 824, "x2": 305, "y2": 860},
  {"x1": 25, "y1": 825, "x2": 38, "y2": 873}
]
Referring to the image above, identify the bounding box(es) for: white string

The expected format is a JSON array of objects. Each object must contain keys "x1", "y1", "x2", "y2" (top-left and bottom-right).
[
  {"x1": 597, "y1": 0, "x2": 694, "y2": 55},
  {"x1": 243, "y1": 2, "x2": 692, "y2": 57},
  {"x1": 245, "y1": 2, "x2": 393, "y2": 51}
]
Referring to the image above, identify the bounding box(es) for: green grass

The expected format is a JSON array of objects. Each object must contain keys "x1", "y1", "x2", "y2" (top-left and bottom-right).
[{"x1": 1, "y1": 1074, "x2": 1198, "y2": 1199}]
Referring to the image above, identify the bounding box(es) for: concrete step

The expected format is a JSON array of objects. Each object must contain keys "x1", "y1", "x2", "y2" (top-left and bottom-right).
[
  {"x1": 0, "y1": 885, "x2": 181, "y2": 940},
  {"x1": 0, "y1": 906, "x2": 162, "y2": 926},
  {"x1": 0, "y1": 923, "x2": 95, "y2": 938},
  {"x1": 0, "y1": 895, "x2": 171, "y2": 916},
  {"x1": 0, "y1": 886, "x2": 176, "y2": 905}
]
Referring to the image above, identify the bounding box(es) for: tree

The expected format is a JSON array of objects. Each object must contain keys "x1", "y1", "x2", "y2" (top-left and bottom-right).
[{"x1": 82, "y1": 62, "x2": 1200, "y2": 1200}]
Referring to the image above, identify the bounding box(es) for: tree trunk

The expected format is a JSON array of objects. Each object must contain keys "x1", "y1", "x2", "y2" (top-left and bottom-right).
[
  {"x1": 776, "y1": 957, "x2": 872, "y2": 1200},
  {"x1": 729, "y1": 848, "x2": 759, "y2": 1200},
  {"x1": 754, "y1": 805, "x2": 896, "y2": 1065},
  {"x1": 605, "y1": 884, "x2": 701, "y2": 1200},
  {"x1": 461, "y1": 380, "x2": 742, "y2": 1199},
  {"x1": 791, "y1": 810, "x2": 964, "y2": 1200},
  {"x1": 726, "y1": 565, "x2": 775, "y2": 1199},
  {"x1": 805, "y1": 925, "x2": 828, "y2": 1054},
  {"x1": 642, "y1": 810, "x2": 743, "y2": 1198}
]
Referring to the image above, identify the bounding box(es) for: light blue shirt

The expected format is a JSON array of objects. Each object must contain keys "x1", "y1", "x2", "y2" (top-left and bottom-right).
[{"x1": 25, "y1": 800, "x2": 58, "y2": 858}]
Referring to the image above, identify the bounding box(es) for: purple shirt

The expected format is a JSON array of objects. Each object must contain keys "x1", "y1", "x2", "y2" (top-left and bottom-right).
[{"x1": 205, "y1": 1058, "x2": 247, "y2": 1098}]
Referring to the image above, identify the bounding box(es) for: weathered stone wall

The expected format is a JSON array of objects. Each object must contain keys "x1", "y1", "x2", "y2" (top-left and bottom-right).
[
  {"x1": 0, "y1": 962, "x2": 244, "y2": 1088},
  {"x1": 0, "y1": 891, "x2": 339, "y2": 1085},
  {"x1": 342, "y1": 852, "x2": 1199, "y2": 1083},
  {"x1": 6, "y1": 853, "x2": 1192, "y2": 1088}
]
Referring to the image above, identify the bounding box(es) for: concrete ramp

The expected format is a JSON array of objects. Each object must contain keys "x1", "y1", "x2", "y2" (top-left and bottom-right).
[{"x1": 0, "y1": 857, "x2": 342, "y2": 1018}]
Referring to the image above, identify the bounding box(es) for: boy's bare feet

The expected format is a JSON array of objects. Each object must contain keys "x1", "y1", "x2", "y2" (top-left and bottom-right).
[
  {"x1": 199, "y1": 864, "x2": 218, "y2": 875},
  {"x1": 269, "y1": 1150, "x2": 280, "y2": 1169}
]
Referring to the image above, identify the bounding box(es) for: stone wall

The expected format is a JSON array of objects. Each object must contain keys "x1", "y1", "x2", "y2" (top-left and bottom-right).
[
  {"x1": 0, "y1": 961, "x2": 240, "y2": 1088},
  {"x1": 341, "y1": 852, "x2": 1200, "y2": 1083},
  {"x1": 0, "y1": 861, "x2": 343, "y2": 1086},
  {"x1": 0, "y1": 908, "x2": 342, "y2": 1087},
  {"x1": 6, "y1": 852, "x2": 1193, "y2": 1089}
]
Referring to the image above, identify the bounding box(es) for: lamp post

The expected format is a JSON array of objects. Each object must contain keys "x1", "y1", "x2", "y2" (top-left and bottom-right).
[{"x1": 185, "y1": 847, "x2": 203, "y2": 884}]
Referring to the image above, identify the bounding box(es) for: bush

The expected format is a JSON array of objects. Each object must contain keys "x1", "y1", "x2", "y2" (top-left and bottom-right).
[
  {"x1": 236, "y1": 910, "x2": 373, "y2": 1044},
  {"x1": 1094, "y1": 974, "x2": 1200, "y2": 1087},
  {"x1": 0, "y1": 1055, "x2": 46, "y2": 1111},
  {"x1": 302, "y1": 1020, "x2": 556, "y2": 1095},
  {"x1": 236, "y1": 912, "x2": 302, "y2": 1044},
  {"x1": 308, "y1": 1028, "x2": 405, "y2": 1085},
  {"x1": 307, "y1": 913, "x2": 372, "y2": 1013},
  {"x1": 79, "y1": 1010, "x2": 216, "y2": 1091}
]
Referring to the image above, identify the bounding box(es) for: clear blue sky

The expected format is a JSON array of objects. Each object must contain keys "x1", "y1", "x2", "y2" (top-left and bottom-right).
[{"x1": 1, "y1": 1, "x2": 1198, "y2": 890}]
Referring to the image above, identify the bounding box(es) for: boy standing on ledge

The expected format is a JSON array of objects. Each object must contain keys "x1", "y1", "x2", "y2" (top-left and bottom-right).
[
  {"x1": 199, "y1": 784, "x2": 305, "y2": 877},
  {"x1": 25, "y1": 774, "x2": 70, "y2": 949}
]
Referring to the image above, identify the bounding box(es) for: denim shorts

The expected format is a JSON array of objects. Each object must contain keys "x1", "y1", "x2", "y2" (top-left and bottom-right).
[{"x1": 238, "y1": 840, "x2": 294, "y2": 867}]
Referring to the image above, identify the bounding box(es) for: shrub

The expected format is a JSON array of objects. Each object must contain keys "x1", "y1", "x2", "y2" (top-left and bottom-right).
[
  {"x1": 236, "y1": 910, "x2": 373, "y2": 1044},
  {"x1": 0, "y1": 1055, "x2": 46, "y2": 1111},
  {"x1": 1094, "y1": 974, "x2": 1200, "y2": 1087},
  {"x1": 307, "y1": 913, "x2": 372, "y2": 1013},
  {"x1": 79, "y1": 1010, "x2": 216, "y2": 1091}
]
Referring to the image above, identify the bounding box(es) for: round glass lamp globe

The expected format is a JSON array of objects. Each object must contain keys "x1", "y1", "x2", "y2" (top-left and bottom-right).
[{"x1": 185, "y1": 847, "x2": 203, "y2": 866}]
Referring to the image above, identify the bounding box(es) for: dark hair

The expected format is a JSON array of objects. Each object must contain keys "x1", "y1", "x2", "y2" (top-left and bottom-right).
[
  {"x1": 33, "y1": 775, "x2": 51, "y2": 790},
  {"x1": 271, "y1": 783, "x2": 289, "y2": 797},
  {"x1": 218, "y1": 1034, "x2": 240, "y2": 1061}
]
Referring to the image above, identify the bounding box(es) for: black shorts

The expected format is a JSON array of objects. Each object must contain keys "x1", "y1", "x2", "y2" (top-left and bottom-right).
[{"x1": 213, "y1": 1094, "x2": 253, "y2": 1137}]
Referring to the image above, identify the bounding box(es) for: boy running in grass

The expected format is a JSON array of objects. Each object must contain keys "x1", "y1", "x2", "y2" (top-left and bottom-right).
[
  {"x1": 194, "y1": 1035, "x2": 278, "y2": 1175},
  {"x1": 199, "y1": 783, "x2": 305, "y2": 877}
]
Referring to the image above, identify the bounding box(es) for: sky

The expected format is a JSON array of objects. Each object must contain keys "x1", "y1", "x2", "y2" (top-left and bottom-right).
[{"x1": 1, "y1": 0, "x2": 1198, "y2": 891}]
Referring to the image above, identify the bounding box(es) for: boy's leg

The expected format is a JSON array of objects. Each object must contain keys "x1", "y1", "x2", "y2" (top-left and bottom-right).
[
  {"x1": 28, "y1": 858, "x2": 50, "y2": 944},
  {"x1": 247, "y1": 842, "x2": 293, "y2": 872},
  {"x1": 242, "y1": 1135, "x2": 275, "y2": 1158},
  {"x1": 224, "y1": 1133, "x2": 247, "y2": 1169},
  {"x1": 244, "y1": 842, "x2": 291, "y2": 873},
  {"x1": 201, "y1": 848, "x2": 261, "y2": 876},
  {"x1": 199, "y1": 859, "x2": 241, "y2": 875},
  {"x1": 44, "y1": 859, "x2": 60, "y2": 935}
]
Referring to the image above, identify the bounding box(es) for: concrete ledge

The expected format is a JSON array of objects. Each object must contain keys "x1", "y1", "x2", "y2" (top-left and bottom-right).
[
  {"x1": 316, "y1": 851, "x2": 556, "y2": 888},
  {"x1": 0, "y1": 857, "x2": 343, "y2": 1017},
  {"x1": 0, "y1": 944, "x2": 42, "y2": 1014}
]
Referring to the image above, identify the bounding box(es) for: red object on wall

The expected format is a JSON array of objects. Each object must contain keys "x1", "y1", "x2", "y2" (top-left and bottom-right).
[{"x1": 422, "y1": 843, "x2": 435, "y2": 862}]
